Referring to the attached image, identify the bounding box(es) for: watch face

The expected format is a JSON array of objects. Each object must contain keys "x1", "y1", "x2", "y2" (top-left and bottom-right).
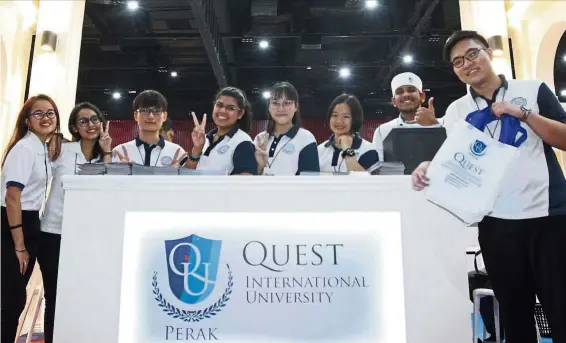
[{"x1": 344, "y1": 149, "x2": 356, "y2": 157}]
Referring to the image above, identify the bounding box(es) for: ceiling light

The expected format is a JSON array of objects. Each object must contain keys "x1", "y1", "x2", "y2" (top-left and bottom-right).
[
  {"x1": 112, "y1": 92, "x2": 121, "y2": 99},
  {"x1": 127, "y1": 1, "x2": 139, "y2": 11},
  {"x1": 339, "y1": 67, "x2": 351, "y2": 78},
  {"x1": 259, "y1": 40, "x2": 269, "y2": 49},
  {"x1": 170, "y1": 71, "x2": 178, "y2": 77},
  {"x1": 365, "y1": 1, "x2": 378, "y2": 9},
  {"x1": 563, "y1": 55, "x2": 566, "y2": 62},
  {"x1": 306, "y1": 66, "x2": 312, "y2": 70},
  {"x1": 560, "y1": 89, "x2": 566, "y2": 97},
  {"x1": 402, "y1": 55, "x2": 413, "y2": 64},
  {"x1": 128, "y1": 90, "x2": 137, "y2": 94},
  {"x1": 262, "y1": 91, "x2": 271, "y2": 99}
]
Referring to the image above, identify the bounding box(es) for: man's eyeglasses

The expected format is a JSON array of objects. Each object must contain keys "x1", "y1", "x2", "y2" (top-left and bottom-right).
[
  {"x1": 137, "y1": 107, "x2": 164, "y2": 116},
  {"x1": 451, "y1": 48, "x2": 484, "y2": 69},
  {"x1": 29, "y1": 110, "x2": 56, "y2": 120},
  {"x1": 77, "y1": 115, "x2": 101, "y2": 127},
  {"x1": 213, "y1": 101, "x2": 240, "y2": 112},
  {"x1": 269, "y1": 100, "x2": 295, "y2": 108}
]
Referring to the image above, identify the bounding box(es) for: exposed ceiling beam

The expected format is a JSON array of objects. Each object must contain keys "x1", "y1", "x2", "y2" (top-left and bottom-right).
[
  {"x1": 373, "y1": 0, "x2": 441, "y2": 85},
  {"x1": 221, "y1": 32, "x2": 452, "y2": 39},
  {"x1": 187, "y1": 0, "x2": 228, "y2": 87},
  {"x1": 85, "y1": 5, "x2": 114, "y2": 37},
  {"x1": 230, "y1": 63, "x2": 451, "y2": 69}
]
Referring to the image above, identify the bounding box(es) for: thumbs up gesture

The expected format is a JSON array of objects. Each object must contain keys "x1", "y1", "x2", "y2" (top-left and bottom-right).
[{"x1": 408, "y1": 97, "x2": 439, "y2": 126}]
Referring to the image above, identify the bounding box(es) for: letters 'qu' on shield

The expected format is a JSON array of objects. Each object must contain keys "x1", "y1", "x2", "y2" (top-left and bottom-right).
[{"x1": 165, "y1": 234, "x2": 222, "y2": 305}]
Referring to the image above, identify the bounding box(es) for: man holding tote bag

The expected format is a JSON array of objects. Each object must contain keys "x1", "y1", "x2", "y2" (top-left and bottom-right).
[{"x1": 412, "y1": 30, "x2": 566, "y2": 343}]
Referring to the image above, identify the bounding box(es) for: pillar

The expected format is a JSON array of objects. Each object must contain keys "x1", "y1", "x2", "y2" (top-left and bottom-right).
[
  {"x1": 458, "y1": 0, "x2": 514, "y2": 80},
  {"x1": 0, "y1": 0, "x2": 38, "y2": 154},
  {"x1": 27, "y1": 0, "x2": 86, "y2": 138}
]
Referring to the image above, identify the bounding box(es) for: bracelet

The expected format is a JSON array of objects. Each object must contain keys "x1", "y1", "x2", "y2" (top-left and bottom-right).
[
  {"x1": 189, "y1": 154, "x2": 201, "y2": 162},
  {"x1": 15, "y1": 248, "x2": 26, "y2": 253},
  {"x1": 101, "y1": 151, "x2": 113, "y2": 156},
  {"x1": 9, "y1": 224, "x2": 22, "y2": 230}
]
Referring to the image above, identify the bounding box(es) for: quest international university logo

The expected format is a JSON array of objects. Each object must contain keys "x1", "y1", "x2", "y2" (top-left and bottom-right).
[
  {"x1": 152, "y1": 234, "x2": 233, "y2": 323},
  {"x1": 470, "y1": 139, "x2": 487, "y2": 157}
]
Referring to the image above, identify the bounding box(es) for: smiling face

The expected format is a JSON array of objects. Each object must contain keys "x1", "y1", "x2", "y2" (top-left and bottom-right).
[
  {"x1": 450, "y1": 38, "x2": 494, "y2": 87},
  {"x1": 391, "y1": 85, "x2": 424, "y2": 113},
  {"x1": 329, "y1": 103, "x2": 353, "y2": 136},
  {"x1": 212, "y1": 95, "x2": 243, "y2": 130},
  {"x1": 269, "y1": 96, "x2": 297, "y2": 127},
  {"x1": 26, "y1": 99, "x2": 58, "y2": 139},
  {"x1": 73, "y1": 108, "x2": 102, "y2": 141}
]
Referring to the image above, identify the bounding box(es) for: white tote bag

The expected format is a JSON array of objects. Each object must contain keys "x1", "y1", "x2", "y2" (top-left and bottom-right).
[{"x1": 425, "y1": 120, "x2": 520, "y2": 225}]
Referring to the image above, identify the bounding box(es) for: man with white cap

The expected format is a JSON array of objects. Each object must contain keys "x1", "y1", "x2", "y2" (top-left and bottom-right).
[{"x1": 372, "y1": 72, "x2": 440, "y2": 160}]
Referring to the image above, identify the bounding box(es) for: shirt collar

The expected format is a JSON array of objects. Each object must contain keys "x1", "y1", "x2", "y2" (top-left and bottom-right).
[
  {"x1": 327, "y1": 133, "x2": 362, "y2": 149},
  {"x1": 25, "y1": 130, "x2": 46, "y2": 148},
  {"x1": 135, "y1": 135, "x2": 165, "y2": 149},
  {"x1": 206, "y1": 125, "x2": 239, "y2": 140},
  {"x1": 469, "y1": 74, "x2": 508, "y2": 101},
  {"x1": 283, "y1": 125, "x2": 299, "y2": 138}
]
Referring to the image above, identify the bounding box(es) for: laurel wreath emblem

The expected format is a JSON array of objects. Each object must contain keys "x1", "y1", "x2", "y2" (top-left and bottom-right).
[{"x1": 152, "y1": 264, "x2": 233, "y2": 323}]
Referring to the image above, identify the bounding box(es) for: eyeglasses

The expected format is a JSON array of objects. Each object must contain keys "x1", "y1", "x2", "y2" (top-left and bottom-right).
[
  {"x1": 29, "y1": 110, "x2": 56, "y2": 120},
  {"x1": 77, "y1": 115, "x2": 101, "y2": 127},
  {"x1": 137, "y1": 107, "x2": 164, "y2": 116},
  {"x1": 214, "y1": 101, "x2": 240, "y2": 112},
  {"x1": 269, "y1": 100, "x2": 295, "y2": 108},
  {"x1": 451, "y1": 48, "x2": 484, "y2": 68}
]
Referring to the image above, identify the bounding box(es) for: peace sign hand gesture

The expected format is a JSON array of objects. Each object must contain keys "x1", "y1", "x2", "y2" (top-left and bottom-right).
[
  {"x1": 169, "y1": 148, "x2": 188, "y2": 167},
  {"x1": 115, "y1": 146, "x2": 134, "y2": 163},
  {"x1": 98, "y1": 121, "x2": 112, "y2": 153},
  {"x1": 191, "y1": 112, "x2": 207, "y2": 148},
  {"x1": 255, "y1": 133, "x2": 270, "y2": 170}
]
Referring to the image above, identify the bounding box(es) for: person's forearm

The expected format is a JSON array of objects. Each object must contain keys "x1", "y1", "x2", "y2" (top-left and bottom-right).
[
  {"x1": 183, "y1": 147, "x2": 203, "y2": 169},
  {"x1": 344, "y1": 157, "x2": 366, "y2": 172},
  {"x1": 102, "y1": 154, "x2": 112, "y2": 163},
  {"x1": 525, "y1": 112, "x2": 566, "y2": 151},
  {"x1": 6, "y1": 193, "x2": 25, "y2": 249}
]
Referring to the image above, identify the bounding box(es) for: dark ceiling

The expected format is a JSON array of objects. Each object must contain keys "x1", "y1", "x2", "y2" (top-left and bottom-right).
[{"x1": 76, "y1": 0, "x2": 566, "y2": 121}]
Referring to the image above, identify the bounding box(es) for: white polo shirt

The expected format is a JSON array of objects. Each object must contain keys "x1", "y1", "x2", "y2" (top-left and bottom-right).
[
  {"x1": 1, "y1": 131, "x2": 52, "y2": 211},
  {"x1": 41, "y1": 142, "x2": 99, "y2": 234},
  {"x1": 112, "y1": 136, "x2": 185, "y2": 167},
  {"x1": 442, "y1": 76, "x2": 566, "y2": 219},
  {"x1": 196, "y1": 126, "x2": 257, "y2": 175},
  {"x1": 253, "y1": 126, "x2": 320, "y2": 175},
  {"x1": 318, "y1": 134, "x2": 379, "y2": 172},
  {"x1": 373, "y1": 116, "x2": 442, "y2": 161}
]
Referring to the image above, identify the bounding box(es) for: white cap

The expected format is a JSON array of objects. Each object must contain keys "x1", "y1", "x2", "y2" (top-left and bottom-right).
[{"x1": 391, "y1": 72, "x2": 423, "y2": 96}]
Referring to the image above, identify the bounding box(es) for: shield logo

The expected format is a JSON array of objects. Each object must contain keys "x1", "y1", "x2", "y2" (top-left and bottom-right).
[
  {"x1": 470, "y1": 139, "x2": 487, "y2": 157},
  {"x1": 217, "y1": 145, "x2": 230, "y2": 154},
  {"x1": 161, "y1": 156, "x2": 173, "y2": 165},
  {"x1": 164, "y1": 234, "x2": 222, "y2": 305}
]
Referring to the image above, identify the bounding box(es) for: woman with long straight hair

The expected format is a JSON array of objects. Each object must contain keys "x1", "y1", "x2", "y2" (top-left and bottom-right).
[
  {"x1": 1, "y1": 94, "x2": 60, "y2": 343},
  {"x1": 253, "y1": 81, "x2": 319, "y2": 175},
  {"x1": 185, "y1": 86, "x2": 257, "y2": 175},
  {"x1": 39, "y1": 102, "x2": 112, "y2": 343}
]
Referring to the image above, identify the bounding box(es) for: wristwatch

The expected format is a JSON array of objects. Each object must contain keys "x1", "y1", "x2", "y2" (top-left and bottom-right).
[
  {"x1": 341, "y1": 148, "x2": 356, "y2": 158},
  {"x1": 520, "y1": 106, "x2": 532, "y2": 122}
]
